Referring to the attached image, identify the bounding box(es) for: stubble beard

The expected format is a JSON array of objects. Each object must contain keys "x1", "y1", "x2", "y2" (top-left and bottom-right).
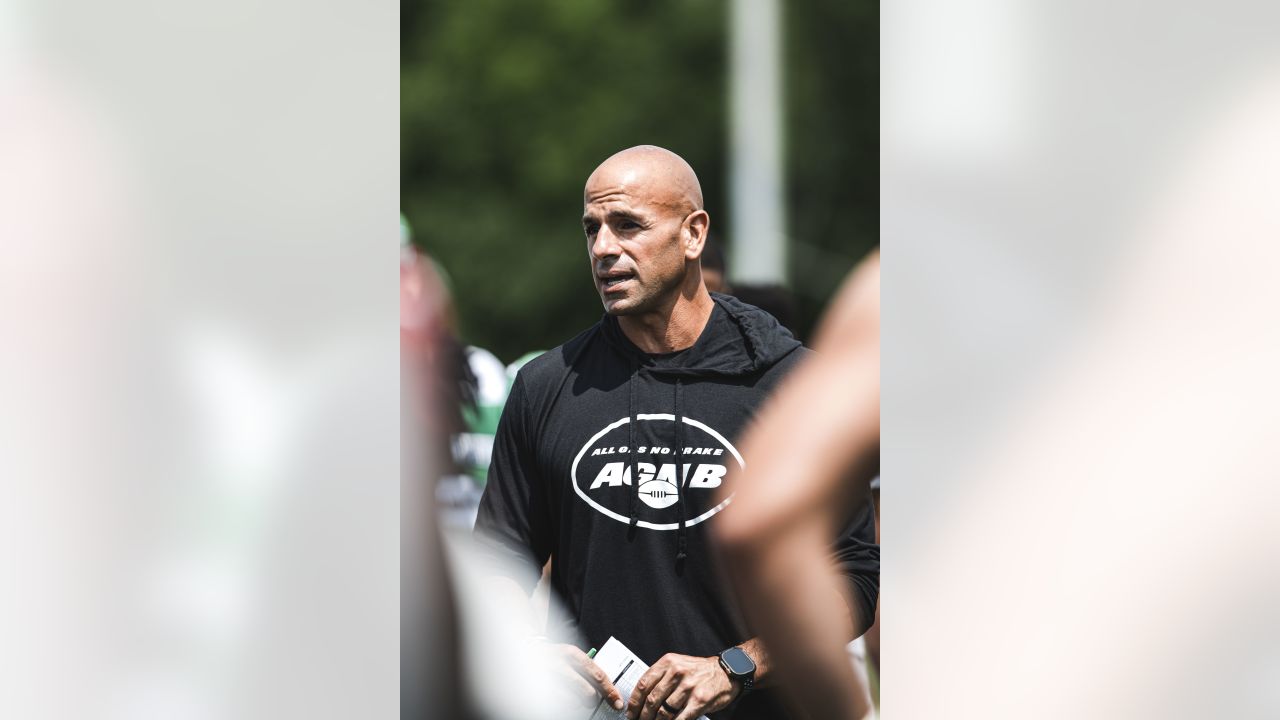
[
  {"x1": 602, "y1": 285, "x2": 653, "y2": 316},
  {"x1": 602, "y1": 270, "x2": 685, "y2": 318}
]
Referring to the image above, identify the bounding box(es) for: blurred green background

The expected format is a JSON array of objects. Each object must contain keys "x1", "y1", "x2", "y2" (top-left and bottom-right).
[{"x1": 402, "y1": 0, "x2": 876, "y2": 362}]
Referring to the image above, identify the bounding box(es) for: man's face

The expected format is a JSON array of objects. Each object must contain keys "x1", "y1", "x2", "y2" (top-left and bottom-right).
[{"x1": 582, "y1": 175, "x2": 691, "y2": 316}]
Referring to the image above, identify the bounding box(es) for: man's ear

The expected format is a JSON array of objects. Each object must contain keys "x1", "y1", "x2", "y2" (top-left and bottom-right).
[{"x1": 683, "y1": 210, "x2": 710, "y2": 261}]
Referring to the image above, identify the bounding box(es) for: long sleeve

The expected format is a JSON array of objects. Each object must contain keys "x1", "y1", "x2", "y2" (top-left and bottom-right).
[
  {"x1": 473, "y1": 372, "x2": 554, "y2": 595},
  {"x1": 830, "y1": 495, "x2": 880, "y2": 637}
]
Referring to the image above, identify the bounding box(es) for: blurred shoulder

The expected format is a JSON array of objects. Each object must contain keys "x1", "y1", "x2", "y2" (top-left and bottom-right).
[{"x1": 813, "y1": 250, "x2": 879, "y2": 354}]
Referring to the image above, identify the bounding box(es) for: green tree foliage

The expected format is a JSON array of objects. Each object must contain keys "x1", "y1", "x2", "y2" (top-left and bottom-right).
[
  {"x1": 785, "y1": 0, "x2": 879, "y2": 337},
  {"x1": 402, "y1": 0, "x2": 875, "y2": 360},
  {"x1": 403, "y1": 0, "x2": 726, "y2": 361}
]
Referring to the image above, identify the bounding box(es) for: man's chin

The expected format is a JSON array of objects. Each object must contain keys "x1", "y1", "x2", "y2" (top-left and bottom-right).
[{"x1": 601, "y1": 295, "x2": 640, "y2": 316}]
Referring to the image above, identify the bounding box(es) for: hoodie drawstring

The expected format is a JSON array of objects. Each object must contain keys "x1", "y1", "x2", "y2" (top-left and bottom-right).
[
  {"x1": 625, "y1": 372, "x2": 688, "y2": 564},
  {"x1": 627, "y1": 372, "x2": 639, "y2": 530},
  {"x1": 673, "y1": 378, "x2": 688, "y2": 563}
]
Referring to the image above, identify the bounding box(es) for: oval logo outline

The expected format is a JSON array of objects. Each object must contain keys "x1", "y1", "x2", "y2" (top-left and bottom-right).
[{"x1": 570, "y1": 413, "x2": 744, "y2": 530}]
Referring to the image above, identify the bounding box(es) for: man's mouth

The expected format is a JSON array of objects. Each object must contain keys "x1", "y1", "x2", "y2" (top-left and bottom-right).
[{"x1": 599, "y1": 271, "x2": 636, "y2": 291}]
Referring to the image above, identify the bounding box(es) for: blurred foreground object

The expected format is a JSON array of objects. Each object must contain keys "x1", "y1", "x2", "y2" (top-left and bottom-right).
[
  {"x1": 4, "y1": 0, "x2": 399, "y2": 716},
  {"x1": 402, "y1": 237, "x2": 466, "y2": 719},
  {"x1": 894, "y1": 63, "x2": 1280, "y2": 718},
  {"x1": 716, "y1": 252, "x2": 880, "y2": 720},
  {"x1": 404, "y1": 239, "x2": 579, "y2": 720}
]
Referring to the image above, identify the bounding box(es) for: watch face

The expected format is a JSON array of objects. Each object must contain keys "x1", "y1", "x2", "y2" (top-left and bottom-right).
[{"x1": 721, "y1": 647, "x2": 755, "y2": 675}]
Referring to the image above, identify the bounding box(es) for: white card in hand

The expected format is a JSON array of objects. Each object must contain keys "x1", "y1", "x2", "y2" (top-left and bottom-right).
[{"x1": 587, "y1": 637, "x2": 709, "y2": 720}]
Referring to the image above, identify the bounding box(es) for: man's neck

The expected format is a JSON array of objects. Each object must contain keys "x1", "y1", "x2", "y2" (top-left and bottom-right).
[{"x1": 618, "y1": 283, "x2": 715, "y2": 355}]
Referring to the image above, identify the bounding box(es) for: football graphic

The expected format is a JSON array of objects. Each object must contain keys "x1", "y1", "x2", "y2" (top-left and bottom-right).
[
  {"x1": 637, "y1": 479, "x2": 680, "y2": 509},
  {"x1": 571, "y1": 414, "x2": 744, "y2": 530}
]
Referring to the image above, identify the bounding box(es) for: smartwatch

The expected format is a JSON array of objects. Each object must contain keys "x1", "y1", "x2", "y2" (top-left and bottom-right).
[{"x1": 718, "y1": 646, "x2": 756, "y2": 693}]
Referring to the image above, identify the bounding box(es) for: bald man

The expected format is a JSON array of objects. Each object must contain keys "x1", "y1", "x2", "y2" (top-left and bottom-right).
[{"x1": 474, "y1": 146, "x2": 879, "y2": 720}]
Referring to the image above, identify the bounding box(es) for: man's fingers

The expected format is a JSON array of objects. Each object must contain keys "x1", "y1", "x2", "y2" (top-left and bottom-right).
[
  {"x1": 593, "y1": 675, "x2": 623, "y2": 711},
  {"x1": 559, "y1": 644, "x2": 623, "y2": 710},
  {"x1": 638, "y1": 669, "x2": 681, "y2": 720},
  {"x1": 582, "y1": 658, "x2": 619, "y2": 700},
  {"x1": 662, "y1": 683, "x2": 694, "y2": 720},
  {"x1": 673, "y1": 703, "x2": 704, "y2": 720},
  {"x1": 677, "y1": 685, "x2": 722, "y2": 720},
  {"x1": 553, "y1": 644, "x2": 622, "y2": 710},
  {"x1": 627, "y1": 664, "x2": 669, "y2": 720},
  {"x1": 576, "y1": 653, "x2": 623, "y2": 710}
]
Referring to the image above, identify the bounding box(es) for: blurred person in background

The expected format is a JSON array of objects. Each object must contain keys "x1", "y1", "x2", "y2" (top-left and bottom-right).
[
  {"x1": 702, "y1": 237, "x2": 801, "y2": 342},
  {"x1": 401, "y1": 216, "x2": 467, "y2": 719},
  {"x1": 405, "y1": 214, "x2": 514, "y2": 531},
  {"x1": 404, "y1": 221, "x2": 579, "y2": 720},
  {"x1": 437, "y1": 336, "x2": 509, "y2": 530},
  {"x1": 714, "y1": 252, "x2": 880, "y2": 720},
  {"x1": 700, "y1": 236, "x2": 730, "y2": 294},
  {"x1": 475, "y1": 146, "x2": 878, "y2": 720},
  {"x1": 701, "y1": 236, "x2": 802, "y2": 342}
]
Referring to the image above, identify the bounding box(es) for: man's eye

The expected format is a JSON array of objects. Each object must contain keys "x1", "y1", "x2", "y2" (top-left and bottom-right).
[
  {"x1": 584, "y1": 224, "x2": 599, "y2": 236},
  {"x1": 618, "y1": 221, "x2": 639, "y2": 231}
]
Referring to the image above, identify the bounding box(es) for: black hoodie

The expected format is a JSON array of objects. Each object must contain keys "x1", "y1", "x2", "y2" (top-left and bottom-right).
[{"x1": 475, "y1": 294, "x2": 879, "y2": 720}]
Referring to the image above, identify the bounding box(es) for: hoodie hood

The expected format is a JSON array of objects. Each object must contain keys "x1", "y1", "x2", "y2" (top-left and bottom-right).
[{"x1": 599, "y1": 292, "x2": 802, "y2": 377}]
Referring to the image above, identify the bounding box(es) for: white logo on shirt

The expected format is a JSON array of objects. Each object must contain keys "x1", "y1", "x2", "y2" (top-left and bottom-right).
[{"x1": 570, "y1": 414, "x2": 744, "y2": 530}]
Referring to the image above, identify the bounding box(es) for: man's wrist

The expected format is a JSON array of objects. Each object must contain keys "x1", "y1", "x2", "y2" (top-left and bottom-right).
[
  {"x1": 714, "y1": 658, "x2": 746, "y2": 705},
  {"x1": 717, "y1": 646, "x2": 757, "y2": 694},
  {"x1": 737, "y1": 640, "x2": 768, "y2": 687}
]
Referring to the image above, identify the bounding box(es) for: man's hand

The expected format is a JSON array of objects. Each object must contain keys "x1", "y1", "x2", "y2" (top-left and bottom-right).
[
  {"x1": 626, "y1": 653, "x2": 740, "y2": 720},
  {"x1": 549, "y1": 643, "x2": 625, "y2": 711}
]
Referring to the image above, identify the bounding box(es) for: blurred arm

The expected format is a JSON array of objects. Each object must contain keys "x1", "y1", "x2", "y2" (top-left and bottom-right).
[{"x1": 714, "y1": 252, "x2": 879, "y2": 719}]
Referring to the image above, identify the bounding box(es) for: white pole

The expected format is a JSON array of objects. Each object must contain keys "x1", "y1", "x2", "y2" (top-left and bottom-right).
[{"x1": 728, "y1": 0, "x2": 786, "y2": 285}]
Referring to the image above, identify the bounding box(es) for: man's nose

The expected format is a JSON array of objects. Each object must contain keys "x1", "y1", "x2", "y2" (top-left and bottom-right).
[{"x1": 590, "y1": 225, "x2": 622, "y2": 260}]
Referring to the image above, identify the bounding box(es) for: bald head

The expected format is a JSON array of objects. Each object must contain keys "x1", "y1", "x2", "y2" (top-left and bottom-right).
[
  {"x1": 581, "y1": 146, "x2": 712, "y2": 318},
  {"x1": 585, "y1": 145, "x2": 703, "y2": 214}
]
